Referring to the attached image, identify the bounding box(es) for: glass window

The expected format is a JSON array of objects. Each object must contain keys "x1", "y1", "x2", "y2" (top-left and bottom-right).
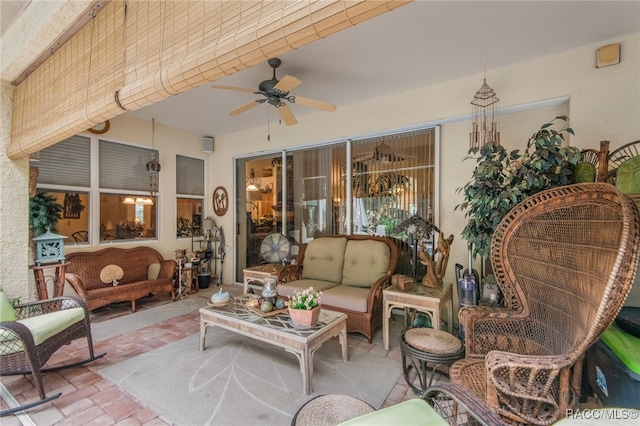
[
  {"x1": 35, "y1": 136, "x2": 91, "y2": 244},
  {"x1": 33, "y1": 135, "x2": 162, "y2": 244},
  {"x1": 34, "y1": 189, "x2": 90, "y2": 245},
  {"x1": 100, "y1": 194, "x2": 156, "y2": 240},
  {"x1": 351, "y1": 129, "x2": 437, "y2": 237},
  {"x1": 99, "y1": 140, "x2": 158, "y2": 191},
  {"x1": 176, "y1": 155, "x2": 205, "y2": 238},
  {"x1": 177, "y1": 198, "x2": 203, "y2": 237},
  {"x1": 234, "y1": 127, "x2": 439, "y2": 282},
  {"x1": 99, "y1": 140, "x2": 158, "y2": 242},
  {"x1": 37, "y1": 136, "x2": 91, "y2": 186},
  {"x1": 176, "y1": 155, "x2": 204, "y2": 195}
]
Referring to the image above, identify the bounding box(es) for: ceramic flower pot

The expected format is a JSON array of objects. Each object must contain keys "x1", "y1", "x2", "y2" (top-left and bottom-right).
[{"x1": 289, "y1": 305, "x2": 320, "y2": 326}]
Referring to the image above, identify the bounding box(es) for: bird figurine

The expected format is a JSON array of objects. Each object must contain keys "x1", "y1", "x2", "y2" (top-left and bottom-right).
[{"x1": 418, "y1": 232, "x2": 454, "y2": 288}]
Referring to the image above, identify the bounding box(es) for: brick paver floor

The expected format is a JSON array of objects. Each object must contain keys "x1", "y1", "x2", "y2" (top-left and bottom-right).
[{"x1": 1, "y1": 284, "x2": 424, "y2": 425}]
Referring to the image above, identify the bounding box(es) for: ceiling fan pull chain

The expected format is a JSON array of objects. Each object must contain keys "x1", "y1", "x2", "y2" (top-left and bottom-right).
[{"x1": 267, "y1": 107, "x2": 271, "y2": 142}]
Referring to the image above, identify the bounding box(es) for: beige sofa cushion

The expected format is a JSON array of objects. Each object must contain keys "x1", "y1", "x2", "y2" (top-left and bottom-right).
[
  {"x1": 342, "y1": 240, "x2": 390, "y2": 288},
  {"x1": 321, "y1": 285, "x2": 371, "y2": 313},
  {"x1": 277, "y1": 279, "x2": 339, "y2": 298},
  {"x1": 302, "y1": 237, "x2": 347, "y2": 283}
]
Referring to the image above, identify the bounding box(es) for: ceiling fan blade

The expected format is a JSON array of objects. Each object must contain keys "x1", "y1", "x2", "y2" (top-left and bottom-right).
[
  {"x1": 293, "y1": 96, "x2": 336, "y2": 113},
  {"x1": 274, "y1": 75, "x2": 301, "y2": 93},
  {"x1": 228, "y1": 101, "x2": 260, "y2": 116},
  {"x1": 277, "y1": 104, "x2": 298, "y2": 126},
  {"x1": 212, "y1": 85, "x2": 256, "y2": 94}
]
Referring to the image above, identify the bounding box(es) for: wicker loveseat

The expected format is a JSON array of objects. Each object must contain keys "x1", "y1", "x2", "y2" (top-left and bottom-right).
[
  {"x1": 277, "y1": 235, "x2": 398, "y2": 342},
  {"x1": 65, "y1": 247, "x2": 176, "y2": 312}
]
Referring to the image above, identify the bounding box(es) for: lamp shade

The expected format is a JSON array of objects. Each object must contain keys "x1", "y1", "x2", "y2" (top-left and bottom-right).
[
  {"x1": 202, "y1": 218, "x2": 214, "y2": 231},
  {"x1": 32, "y1": 231, "x2": 66, "y2": 265}
]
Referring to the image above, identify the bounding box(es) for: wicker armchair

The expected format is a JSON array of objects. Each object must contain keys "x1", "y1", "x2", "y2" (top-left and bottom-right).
[
  {"x1": 426, "y1": 183, "x2": 640, "y2": 425},
  {"x1": 0, "y1": 295, "x2": 105, "y2": 415}
]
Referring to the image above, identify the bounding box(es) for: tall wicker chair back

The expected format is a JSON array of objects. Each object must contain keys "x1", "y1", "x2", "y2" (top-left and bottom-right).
[{"x1": 428, "y1": 183, "x2": 640, "y2": 426}]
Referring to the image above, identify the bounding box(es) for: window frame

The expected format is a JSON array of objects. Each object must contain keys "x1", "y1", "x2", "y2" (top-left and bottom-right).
[
  {"x1": 34, "y1": 134, "x2": 161, "y2": 245},
  {"x1": 176, "y1": 155, "x2": 205, "y2": 239}
]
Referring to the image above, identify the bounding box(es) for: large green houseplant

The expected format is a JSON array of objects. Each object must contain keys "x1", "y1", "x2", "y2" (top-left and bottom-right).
[
  {"x1": 29, "y1": 193, "x2": 63, "y2": 236},
  {"x1": 456, "y1": 116, "x2": 581, "y2": 258}
]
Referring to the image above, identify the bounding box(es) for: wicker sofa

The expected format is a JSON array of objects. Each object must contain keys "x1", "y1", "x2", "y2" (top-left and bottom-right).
[
  {"x1": 65, "y1": 247, "x2": 176, "y2": 312},
  {"x1": 277, "y1": 235, "x2": 398, "y2": 342}
]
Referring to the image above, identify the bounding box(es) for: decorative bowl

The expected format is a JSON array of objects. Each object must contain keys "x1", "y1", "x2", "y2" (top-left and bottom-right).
[{"x1": 211, "y1": 289, "x2": 230, "y2": 304}]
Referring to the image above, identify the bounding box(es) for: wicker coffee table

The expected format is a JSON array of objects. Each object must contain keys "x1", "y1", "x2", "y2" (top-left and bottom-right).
[{"x1": 199, "y1": 295, "x2": 348, "y2": 395}]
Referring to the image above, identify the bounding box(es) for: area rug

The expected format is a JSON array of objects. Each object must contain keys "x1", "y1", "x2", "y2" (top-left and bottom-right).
[{"x1": 98, "y1": 329, "x2": 402, "y2": 425}]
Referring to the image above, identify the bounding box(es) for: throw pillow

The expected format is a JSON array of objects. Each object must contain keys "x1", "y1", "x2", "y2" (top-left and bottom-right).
[
  {"x1": 0, "y1": 289, "x2": 17, "y2": 321},
  {"x1": 148, "y1": 263, "x2": 161, "y2": 280},
  {"x1": 100, "y1": 264, "x2": 124, "y2": 285},
  {"x1": 302, "y1": 237, "x2": 347, "y2": 283},
  {"x1": 342, "y1": 240, "x2": 390, "y2": 287}
]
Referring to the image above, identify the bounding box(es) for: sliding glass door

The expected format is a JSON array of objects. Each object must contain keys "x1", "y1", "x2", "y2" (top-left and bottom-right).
[{"x1": 235, "y1": 126, "x2": 438, "y2": 282}]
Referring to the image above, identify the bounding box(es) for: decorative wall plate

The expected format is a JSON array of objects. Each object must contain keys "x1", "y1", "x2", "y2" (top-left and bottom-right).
[
  {"x1": 213, "y1": 186, "x2": 229, "y2": 216},
  {"x1": 88, "y1": 120, "x2": 110, "y2": 134}
]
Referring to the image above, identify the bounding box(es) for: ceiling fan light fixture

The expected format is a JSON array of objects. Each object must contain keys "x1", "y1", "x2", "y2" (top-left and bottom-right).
[
  {"x1": 246, "y1": 178, "x2": 260, "y2": 191},
  {"x1": 212, "y1": 57, "x2": 335, "y2": 126}
]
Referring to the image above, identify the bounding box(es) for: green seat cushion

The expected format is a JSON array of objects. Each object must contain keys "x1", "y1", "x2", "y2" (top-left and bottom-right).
[
  {"x1": 338, "y1": 398, "x2": 448, "y2": 426},
  {"x1": 302, "y1": 237, "x2": 347, "y2": 283},
  {"x1": 600, "y1": 322, "x2": 640, "y2": 375},
  {"x1": 0, "y1": 290, "x2": 16, "y2": 321},
  {"x1": 342, "y1": 240, "x2": 390, "y2": 288},
  {"x1": 571, "y1": 162, "x2": 596, "y2": 183},
  {"x1": 615, "y1": 156, "x2": 640, "y2": 194},
  {"x1": 0, "y1": 308, "x2": 85, "y2": 355}
]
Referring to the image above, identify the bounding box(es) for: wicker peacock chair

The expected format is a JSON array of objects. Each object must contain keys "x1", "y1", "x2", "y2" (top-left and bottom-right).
[{"x1": 425, "y1": 183, "x2": 640, "y2": 425}]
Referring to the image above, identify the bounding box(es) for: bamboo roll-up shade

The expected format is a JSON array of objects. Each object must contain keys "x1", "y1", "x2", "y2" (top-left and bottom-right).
[
  {"x1": 8, "y1": 0, "x2": 126, "y2": 159},
  {"x1": 9, "y1": 0, "x2": 411, "y2": 160},
  {"x1": 116, "y1": 0, "x2": 410, "y2": 111}
]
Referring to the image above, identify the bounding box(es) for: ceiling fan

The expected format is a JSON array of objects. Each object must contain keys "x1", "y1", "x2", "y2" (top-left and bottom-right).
[{"x1": 212, "y1": 58, "x2": 336, "y2": 126}]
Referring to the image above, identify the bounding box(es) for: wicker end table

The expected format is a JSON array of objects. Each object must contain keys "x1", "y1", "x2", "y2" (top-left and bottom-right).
[{"x1": 382, "y1": 282, "x2": 453, "y2": 350}]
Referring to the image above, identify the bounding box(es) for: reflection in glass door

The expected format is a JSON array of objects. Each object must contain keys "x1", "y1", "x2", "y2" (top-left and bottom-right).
[{"x1": 234, "y1": 127, "x2": 438, "y2": 282}]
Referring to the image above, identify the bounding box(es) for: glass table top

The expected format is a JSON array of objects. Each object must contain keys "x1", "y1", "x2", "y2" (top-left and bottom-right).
[{"x1": 202, "y1": 294, "x2": 344, "y2": 335}]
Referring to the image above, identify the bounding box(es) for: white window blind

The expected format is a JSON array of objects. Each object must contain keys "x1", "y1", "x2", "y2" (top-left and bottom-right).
[
  {"x1": 99, "y1": 140, "x2": 157, "y2": 191},
  {"x1": 37, "y1": 135, "x2": 91, "y2": 187},
  {"x1": 176, "y1": 155, "x2": 204, "y2": 196}
]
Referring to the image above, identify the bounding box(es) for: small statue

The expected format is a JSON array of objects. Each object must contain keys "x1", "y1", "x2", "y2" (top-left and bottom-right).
[{"x1": 418, "y1": 232, "x2": 454, "y2": 288}]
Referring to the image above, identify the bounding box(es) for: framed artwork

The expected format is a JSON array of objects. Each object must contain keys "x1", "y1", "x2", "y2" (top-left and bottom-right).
[{"x1": 63, "y1": 193, "x2": 85, "y2": 219}]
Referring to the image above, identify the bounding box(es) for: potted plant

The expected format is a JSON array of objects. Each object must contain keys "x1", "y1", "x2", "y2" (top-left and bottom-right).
[
  {"x1": 288, "y1": 287, "x2": 322, "y2": 326},
  {"x1": 118, "y1": 219, "x2": 144, "y2": 239},
  {"x1": 177, "y1": 217, "x2": 192, "y2": 237},
  {"x1": 29, "y1": 193, "x2": 63, "y2": 236},
  {"x1": 456, "y1": 116, "x2": 581, "y2": 258}
]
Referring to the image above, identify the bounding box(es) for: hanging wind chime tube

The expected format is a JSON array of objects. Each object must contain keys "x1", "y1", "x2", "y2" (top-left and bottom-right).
[
  {"x1": 146, "y1": 118, "x2": 161, "y2": 198},
  {"x1": 469, "y1": 78, "x2": 500, "y2": 151}
]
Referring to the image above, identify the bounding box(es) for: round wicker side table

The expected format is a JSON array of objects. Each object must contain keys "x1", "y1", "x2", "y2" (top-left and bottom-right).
[
  {"x1": 400, "y1": 327, "x2": 465, "y2": 396},
  {"x1": 291, "y1": 394, "x2": 375, "y2": 426}
]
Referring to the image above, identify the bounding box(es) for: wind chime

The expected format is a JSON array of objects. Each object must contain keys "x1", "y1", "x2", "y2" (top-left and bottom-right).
[
  {"x1": 469, "y1": 73, "x2": 500, "y2": 151},
  {"x1": 146, "y1": 118, "x2": 161, "y2": 198}
]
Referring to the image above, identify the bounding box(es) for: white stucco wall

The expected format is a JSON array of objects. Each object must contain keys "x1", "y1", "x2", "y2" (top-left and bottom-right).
[{"x1": 0, "y1": 80, "x2": 31, "y2": 300}]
